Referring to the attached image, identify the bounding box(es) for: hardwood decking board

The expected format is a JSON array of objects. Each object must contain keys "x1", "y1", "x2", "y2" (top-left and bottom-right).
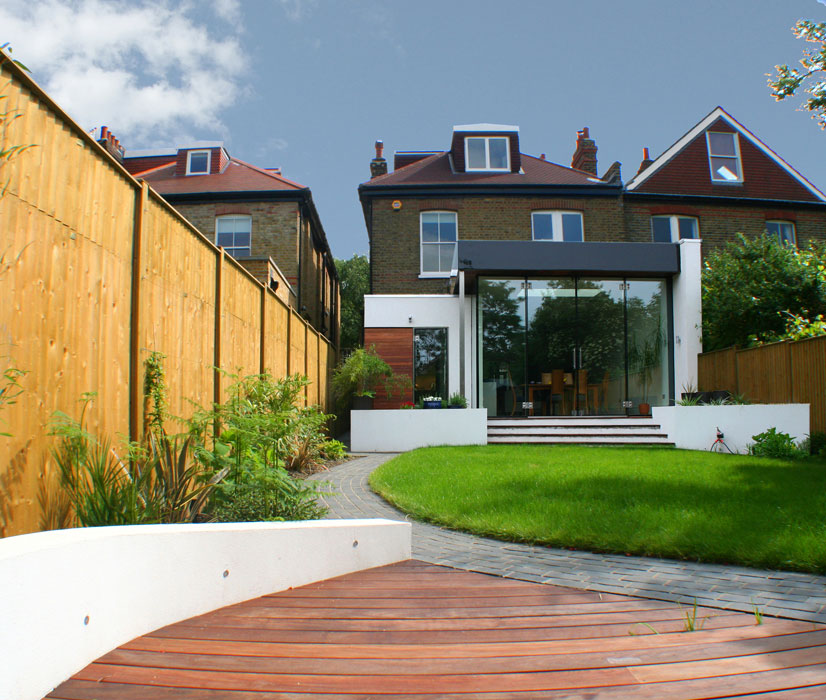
[{"x1": 47, "y1": 561, "x2": 826, "y2": 699}]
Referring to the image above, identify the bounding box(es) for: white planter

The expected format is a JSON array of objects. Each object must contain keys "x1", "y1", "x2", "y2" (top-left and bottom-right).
[
  {"x1": 351, "y1": 408, "x2": 488, "y2": 452},
  {"x1": 653, "y1": 404, "x2": 810, "y2": 453},
  {"x1": 1, "y1": 520, "x2": 411, "y2": 700}
]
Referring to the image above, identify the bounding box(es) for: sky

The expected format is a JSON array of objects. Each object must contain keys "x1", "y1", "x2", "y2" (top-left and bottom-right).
[{"x1": 3, "y1": 0, "x2": 826, "y2": 259}]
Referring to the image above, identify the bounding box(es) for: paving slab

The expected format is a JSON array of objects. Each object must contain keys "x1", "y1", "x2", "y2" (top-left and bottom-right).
[{"x1": 310, "y1": 453, "x2": 826, "y2": 624}]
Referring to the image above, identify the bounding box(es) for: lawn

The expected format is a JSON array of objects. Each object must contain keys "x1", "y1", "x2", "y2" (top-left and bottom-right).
[{"x1": 369, "y1": 445, "x2": 826, "y2": 574}]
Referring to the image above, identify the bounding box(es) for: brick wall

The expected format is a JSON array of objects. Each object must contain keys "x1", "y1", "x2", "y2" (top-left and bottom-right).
[
  {"x1": 370, "y1": 195, "x2": 625, "y2": 294},
  {"x1": 624, "y1": 198, "x2": 826, "y2": 255}
]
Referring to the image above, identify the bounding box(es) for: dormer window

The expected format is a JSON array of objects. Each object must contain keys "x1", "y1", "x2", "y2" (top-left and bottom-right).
[
  {"x1": 465, "y1": 136, "x2": 510, "y2": 171},
  {"x1": 186, "y1": 149, "x2": 211, "y2": 175},
  {"x1": 706, "y1": 132, "x2": 742, "y2": 183}
]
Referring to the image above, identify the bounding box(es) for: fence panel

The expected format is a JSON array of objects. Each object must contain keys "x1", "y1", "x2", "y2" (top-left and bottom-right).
[
  {"x1": 698, "y1": 337, "x2": 826, "y2": 434},
  {"x1": 0, "y1": 58, "x2": 335, "y2": 536}
]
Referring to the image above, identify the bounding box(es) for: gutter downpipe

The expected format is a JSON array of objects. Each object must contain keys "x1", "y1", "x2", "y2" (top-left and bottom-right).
[{"x1": 459, "y1": 269, "x2": 466, "y2": 401}]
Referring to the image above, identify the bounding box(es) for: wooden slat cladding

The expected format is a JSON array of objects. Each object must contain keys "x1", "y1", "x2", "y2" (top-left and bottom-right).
[
  {"x1": 698, "y1": 336, "x2": 826, "y2": 432},
  {"x1": 364, "y1": 328, "x2": 414, "y2": 408},
  {"x1": 47, "y1": 560, "x2": 826, "y2": 699},
  {"x1": 0, "y1": 57, "x2": 334, "y2": 536}
]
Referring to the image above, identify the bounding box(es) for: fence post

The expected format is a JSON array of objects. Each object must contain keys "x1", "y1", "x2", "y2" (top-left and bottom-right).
[
  {"x1": 214, "y1": 248, "x2": 224, "y2": 407},
  {"x1": 128, "y1": 182, "x2": 148, "y2": 444},
  {"x1": 260, "y1": 287, "x2": 267, "y2": 375},
  {"x1": 787, "y1": 341, "x2": 793, "y2": 402}
]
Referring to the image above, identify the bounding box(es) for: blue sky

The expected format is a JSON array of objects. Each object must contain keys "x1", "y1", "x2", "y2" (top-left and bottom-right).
[{"x1": 3, "y1": 0, "x2": 826, "y2": 258}]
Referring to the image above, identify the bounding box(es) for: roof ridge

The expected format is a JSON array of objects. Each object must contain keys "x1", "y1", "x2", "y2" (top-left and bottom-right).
[
  {"x1": 131, "y1": 161, "x2": 176, "y2": 178},
  {"x1": 230, "y1": 158, "x2": 305, "y2": 190}
]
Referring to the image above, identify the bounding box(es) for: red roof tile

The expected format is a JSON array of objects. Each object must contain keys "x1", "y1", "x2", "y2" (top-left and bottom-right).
[
  {"x1": 362, "y1": 152, "x2": 603, "y2": 188},
  {"x1": 140, "y1": 158, "x2": 305, "y2": 194}
]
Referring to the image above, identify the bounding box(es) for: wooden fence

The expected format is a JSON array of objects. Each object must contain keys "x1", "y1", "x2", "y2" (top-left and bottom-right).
[
  {"x1": 698, "y1": 335, "x2": 826, "y2": 433},
  {"x1": 0, "y1": 57, "x2": 336, "y2": 537}
]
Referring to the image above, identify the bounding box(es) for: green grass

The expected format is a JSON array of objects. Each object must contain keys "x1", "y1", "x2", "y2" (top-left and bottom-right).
[{"x1": 369, "y1": 445, "x2": 826, "y2": 574}]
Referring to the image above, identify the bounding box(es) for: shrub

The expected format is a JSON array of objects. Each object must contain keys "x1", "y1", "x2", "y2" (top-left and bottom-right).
[
  {"x1": 802, "y1": 431, "x2": 826, "y2": 457},
  {"x1": 448, "y1": 393, "x2": 468, "y2": 408},
  {"x1": 332, "y1": 346, "x2": 411, "y2": 406},
  {"x1": 749, "y1": 427, "x2": 803, "y2": 459},
  {"x1": 211, "y1": 465, "x2": 327, "y2": 522}
]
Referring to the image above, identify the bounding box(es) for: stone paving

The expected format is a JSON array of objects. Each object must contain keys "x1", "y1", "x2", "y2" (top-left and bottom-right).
[{"x1": 309, "y1": 453, "x2": 826, "y2": 624}]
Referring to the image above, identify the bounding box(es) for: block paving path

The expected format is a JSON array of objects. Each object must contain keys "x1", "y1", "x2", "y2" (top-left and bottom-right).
[{"x1": 310, "y1": 453, "x2": 826, "y2": 625}]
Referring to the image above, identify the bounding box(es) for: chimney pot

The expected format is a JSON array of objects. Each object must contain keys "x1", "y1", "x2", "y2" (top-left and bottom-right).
[
  {"x1": 370, "y1": 139, "x2": 388, "y2": 179},
  {"x1": 637, "y1": 146, "x2": 654, "y2": 175},
  {"x1": 571, "y1": 126, "x2": 598, "y2": 176},
  {"x1": 375, "y1": 140, "x2": 384, "y2": 159},
  {"x1": 540, "y1": 153, "x2": 546, "y2": 160},
  {"x1": 643, "y1": 147, "x2": 650, "y2": 159}
]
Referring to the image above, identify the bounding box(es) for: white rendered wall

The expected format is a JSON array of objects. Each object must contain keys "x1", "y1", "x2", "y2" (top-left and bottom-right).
[
  {"x1": 673, "y1": 239, "x2": 703, "y2": 395},
  {"x1": 1, "y1": 520, "x2": 411, "y2": 700},
  {"x1": 351, "y1": 408, "x2": 488, "y2": 452},
  {"x1": 653, "y1": 404, "x2": 809, "y2": 453},
  {"x1": 365, "y1": 294, "x2": 475, "y2": 405}
]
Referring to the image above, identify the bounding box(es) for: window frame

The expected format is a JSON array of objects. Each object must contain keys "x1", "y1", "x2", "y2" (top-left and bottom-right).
[
  {"x1": 705, "y1": 131, "x2": 743, "y2": 184},
  {"x1": 464, "y1": 136, "x2": 511, "y2": 172},
  {"x1": 650, "y1": 214, "x2": 699, "y2": 243},
  {"x1": 215, "y1": 214, "x2": 252, "y2": 257},
  {"x1": 765, "y1": 220, "x2": 796, "y2": 246},
  {"x1": 186, "y1": 149, "x2": 212, "y2": 176},
  {"x1": 531, "y1": 211, "x2": 584, "y2": 242},
  {"x1": 419, "y1": 211, "x2": 458, "y2": 278}
]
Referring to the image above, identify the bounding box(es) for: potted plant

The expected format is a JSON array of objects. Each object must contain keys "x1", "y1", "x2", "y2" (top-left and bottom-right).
[
  {"x1": 629, "y1": 328, "x2": 664, "y2": 416},
  {"x1": 332, "y1": 346, "x2": 410, "y2": 410},
  {"x1": 447, "y1": 393, "x2": 468, "y2": 409},
  {"x1": 421, "y1": 395, "x2": 443, "y2": 409}
]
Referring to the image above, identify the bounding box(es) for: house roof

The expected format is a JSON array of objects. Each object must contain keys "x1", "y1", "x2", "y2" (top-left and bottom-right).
[
  {"x1": 626, "y1": 106, "x2": 826, "y2": 203},
  {"x1": 137, "y1": 158, "x2": 306, "y2": 195},
  {"x1": 361, "y1": 151, "x2": 605, "y2": 188}
]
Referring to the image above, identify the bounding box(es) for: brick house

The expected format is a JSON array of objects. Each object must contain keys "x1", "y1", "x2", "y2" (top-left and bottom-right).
[
  {"x1": 357, "y1": 109, "x2": 826, "y2": 415},
  {"x1": 117, "y1": 137, "x2": 339, "y2": 343}
]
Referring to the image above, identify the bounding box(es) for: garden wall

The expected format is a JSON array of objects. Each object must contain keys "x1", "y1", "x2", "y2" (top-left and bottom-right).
[
  {"x1": 0, "y1": 56, "x2": 335, "y2": 536},
  {"x1": 351, "y1": 409, "x2": 488, "y2": 452},
  {"x1": 698, "y1": 336, "x2": 826, "y2": 433},
  {"x1": 0, "y1": 519, "x2": 411, "y2": 700}
]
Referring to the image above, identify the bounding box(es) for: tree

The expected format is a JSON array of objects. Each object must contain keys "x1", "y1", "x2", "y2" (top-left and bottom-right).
[
  {"x1": 769, "y1": 17, "x2": 826, "y2": 128},
  {"x1": 702, "y1": 234, "x2": 826, "y2": 350},
  {"x1": 334, "y1": 254, "x2": 369, "y2": 352}
]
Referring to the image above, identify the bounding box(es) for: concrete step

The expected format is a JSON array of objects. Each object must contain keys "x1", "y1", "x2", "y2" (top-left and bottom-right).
[
  {"x1": 488, "y1": 435, "x2": 675, "y2": 445},
  {"x1": 488, "y1": 426, "x2": 663, "y2": 435}
]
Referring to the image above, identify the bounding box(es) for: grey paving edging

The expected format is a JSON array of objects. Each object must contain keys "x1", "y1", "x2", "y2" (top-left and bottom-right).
[{"x1": 309, "y1": 453, "x2": 826, "y2": 624}]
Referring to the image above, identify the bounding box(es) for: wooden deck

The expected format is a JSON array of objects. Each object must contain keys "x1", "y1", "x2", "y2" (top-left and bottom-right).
[{"x1": 47, "y1": 560, "x2": 826, "y2": 699}]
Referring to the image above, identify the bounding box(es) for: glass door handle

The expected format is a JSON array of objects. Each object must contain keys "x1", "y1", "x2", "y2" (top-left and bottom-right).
[
  {"x1": 579, "y1": 348, "x2": 583, "y2": 368},
  {"x1": 572, "y1": 349, "x2": 577, "y2": 369}
]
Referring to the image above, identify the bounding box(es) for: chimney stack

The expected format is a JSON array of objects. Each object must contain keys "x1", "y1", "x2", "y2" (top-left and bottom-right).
[
  {"x1": 370, "y1": 139, "x2": 388, "y2": 178},
  {"x1": 96, "y1": 125, "x2": 124, "y2": 164},
  {"x1": 637, "y1": 146, "x2": 654, "y2": 175},
  {"x1": 571, "y1": 127, "x2": 598, "y2": 176}
]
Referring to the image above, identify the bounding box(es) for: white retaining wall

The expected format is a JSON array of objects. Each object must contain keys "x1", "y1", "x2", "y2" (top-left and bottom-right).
[
  {"x1": 351, "y1": 408, "x2": 488, "y2": 452},
  {"x1": 653, "y1": 404, "x2": 810, "y2": 453},
  {"x1": 1, "y1": 520, "x2": 411, "y2": 700}
]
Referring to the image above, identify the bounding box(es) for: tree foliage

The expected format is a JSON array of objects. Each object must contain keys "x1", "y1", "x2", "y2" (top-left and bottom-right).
[
  {"x1": 769, "y1": 18, "x2": 826, "y2": 128},
  {"x1": 702, "y1": 234, "x2": 826, "y2": 350},
  {"x1": 335, "y1": 254, "x2": 369, "y2": 351}
]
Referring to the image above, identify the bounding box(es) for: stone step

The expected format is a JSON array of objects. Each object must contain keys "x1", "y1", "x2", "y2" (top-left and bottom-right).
[
  {"x1": 488, "y1": 435, "x2": 675, "y2": 445},
  {"x1": 488, "y1": 426, "x2": 663, "y2": 435},
  {"x1": 488, "y1": 417, "x2": 656, "y2": 427}
]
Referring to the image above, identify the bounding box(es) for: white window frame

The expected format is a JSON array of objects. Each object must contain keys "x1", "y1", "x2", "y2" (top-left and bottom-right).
[
  {"x1": 215, "y1": 214, "x2": 252, "y2": 257},
  {"x1": 706, "y1": 131, "x2": 743, "y2": 183},
  {"x1": 765, "y1": 220, "x2": 796, "y2": 246},
  {"x1": 419, "y1": 211, "x2": 457, "y2": 278},
  {"x1": 650, "y1": 215, "x2": 699, "y2": 242},
  {"x1": 464, "y1": 136, "x2": 511, "y2": 172},
  {"x1": 186, "y1": 149, "x2": 211, "y2": 175},
  {"x1": 531, "y1": 211, "x2": 584, "y2": 242}
]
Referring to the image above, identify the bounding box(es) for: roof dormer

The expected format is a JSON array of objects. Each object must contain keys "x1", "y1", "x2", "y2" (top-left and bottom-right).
[
  {"x1": 450, "y1": 124, "x2": 521, "y2": 173},
  {"x1": 174, "y1": 142, "x2": 229, "y2": 177}
]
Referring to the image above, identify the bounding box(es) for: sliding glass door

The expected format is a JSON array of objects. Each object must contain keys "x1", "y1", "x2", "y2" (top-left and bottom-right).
[{"x1": 478, "y1": 276, "x2": 670, "y2": 417}]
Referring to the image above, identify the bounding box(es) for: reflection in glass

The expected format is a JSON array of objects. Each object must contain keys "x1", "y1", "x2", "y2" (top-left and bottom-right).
[
  {"x1": 627, "y1": 281, "x2": 668, "y2": 409},
  {"x1": 478, "y1": 279, "x2": 525, "y2": 416},
  {"x1": 414, "y1": 328, "x2": 448, "y2": 403}
]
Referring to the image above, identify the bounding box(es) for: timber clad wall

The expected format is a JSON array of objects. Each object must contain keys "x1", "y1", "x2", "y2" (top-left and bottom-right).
[
  {"x1": 363, "y1": 328, "x2": 414, "y2": 408},
  {"x1": 0, "y1": 58, "x2": 335, "y2": 537},
  {"x1": 698, "y1": 336, "x2": 826, "y2": 433}
]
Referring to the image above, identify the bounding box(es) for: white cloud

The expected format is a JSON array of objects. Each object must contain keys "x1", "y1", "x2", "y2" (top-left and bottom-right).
[
  {"x1": 278, "y1": 0, "x2": 318, "y2": 22},
  {"x1": 0, "y1": 0, "x2": 248, "y2": 144}
]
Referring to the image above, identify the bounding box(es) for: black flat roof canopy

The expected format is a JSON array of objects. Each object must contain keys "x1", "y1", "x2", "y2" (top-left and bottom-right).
[{"x1": 456, "y1": 240, "x2": 681, "y2": 276}]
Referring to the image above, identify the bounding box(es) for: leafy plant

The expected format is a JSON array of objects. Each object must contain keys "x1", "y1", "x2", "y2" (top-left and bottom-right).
[
  {"x1": 211, "y1": 464, "x2": 327, "y2": 522},
  {"x1": 143, "y1": 351, "x2": 167, "y2": 436},
  {"x1": 448, "y1": 393, "x2": 468, "y2": 408},
  {"x1": 677, "y1": 394, "x2": 702, "y2": 406},
  {"x1": 807, "y1": 431, "x2": 826, "y2": 457},
  {"x1": 0, "y1": 358, "x2": 26, "y2": 437},
  {"x1": 629, "y1": 328, "x2": 664, "y2": 403},
  {"x1": 749, "y1": 427, "x2": 803, "y2": 460},
  {"x1": 332, "y1": 346, "x2": 410, "y2": 403},
  {"x1": 318, "y1": 438, "x2": 347, "y2": 461}
]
